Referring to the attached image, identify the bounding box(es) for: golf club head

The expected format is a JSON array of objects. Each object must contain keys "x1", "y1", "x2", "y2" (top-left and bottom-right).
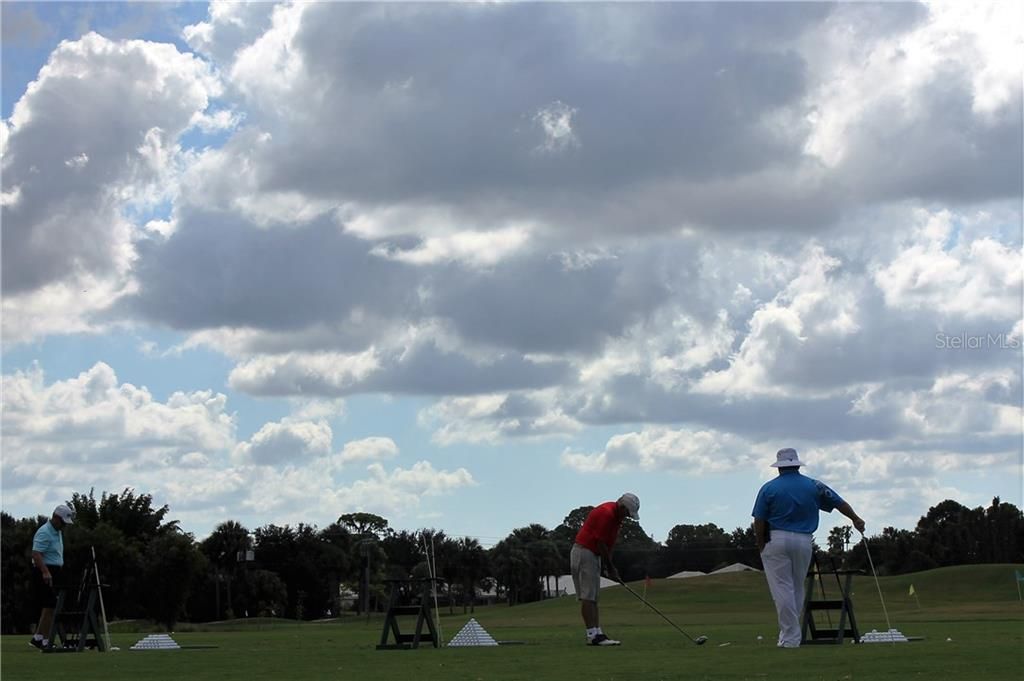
[{"x1": 695, "y1": 635, "x2": 708, "y2": 645}]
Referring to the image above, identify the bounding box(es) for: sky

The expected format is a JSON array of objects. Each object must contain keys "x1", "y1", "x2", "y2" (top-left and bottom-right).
[{"x1": 2, "y1": 1, "x2": 1022, "y2": 549}]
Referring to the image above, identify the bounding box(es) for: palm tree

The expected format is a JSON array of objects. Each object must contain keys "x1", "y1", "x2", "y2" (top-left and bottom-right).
[{"x1": 453, "y1": 537, "x2": 488, "y2": 612}]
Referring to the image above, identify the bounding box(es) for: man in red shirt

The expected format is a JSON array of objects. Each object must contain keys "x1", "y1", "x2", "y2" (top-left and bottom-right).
[{"x1": 571, "y1": 493, "x2": 640, "y2": 646}]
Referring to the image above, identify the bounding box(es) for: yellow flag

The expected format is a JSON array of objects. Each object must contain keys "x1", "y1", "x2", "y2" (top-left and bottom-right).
[{"x1": 908, "y1": 584, "x2": 915, "y2": 596}]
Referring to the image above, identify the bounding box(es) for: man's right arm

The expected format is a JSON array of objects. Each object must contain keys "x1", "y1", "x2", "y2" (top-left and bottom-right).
[
  {"x1": 31, "y1": 551, "x2": 52, "y2": 584},
  {"x1": 753, "y1": 519, "x2": 768, "y2": 553}
]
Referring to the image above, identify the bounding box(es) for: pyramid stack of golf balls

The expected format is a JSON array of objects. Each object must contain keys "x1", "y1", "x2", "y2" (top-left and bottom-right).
[
  {"x1": 130, "y1": 634, "x2": 181, "y2": 650},
  {"x1": 860, "y1": 628, "x2": 908, "y2": 643}
]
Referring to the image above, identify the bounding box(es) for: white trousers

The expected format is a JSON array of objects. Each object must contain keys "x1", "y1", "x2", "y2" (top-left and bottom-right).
[{"x1": 761, "y1": 530, "x2": 813, "y2": 647}]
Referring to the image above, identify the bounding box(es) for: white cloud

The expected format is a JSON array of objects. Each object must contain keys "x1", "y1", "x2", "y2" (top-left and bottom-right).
[
  {"x1": 801, "y1": 1, "x2": 1022, "y2": 167},
  {"x1": 228, "y1": 2, "x2": 309, "y2": 111},
  {"x1": 371, "y1": 226, "x2": 531, "y2": 267},
  {"x1": 228, "y1": 350, "x2": 381, "y2": 396},
  {"x1": 696, "y1": 244, "x2": 860, "y2": 397},
  {"x1": 1, "y1": 362, "x2": 236, "y2": 477},
  {"x1": 874, "y1": 209, "x2": 1023, "y2": 319},
  {"x1": 233, "y1": 419, "x2": 333, "y2": 465},
  {"x1": 533, "y1": 100, "x2": 579, "y2": 153},
  {"x1": 561, "y1": 427, "x2": 755, "y2": 475},
  {"x1": 178, "y1": 132, "x2": 336, "y2": 225},
  {"x1": 183, "y1": 0, "x2": 278, "y2": 66},
  {"x1": 2, "y1": 31, "x2": 222, "y2": 342},
  {"x1": 238, "y1": 460, "x2": 476, "y2": 525},
  {"x1": 3, "y1": 4, "x2": 1020, "y2": 538},
  {"x1": 332, "y1": 461, "x2": 476, "y2": 514},
  {"x1": 188, "y1": 108, "x2": 241, "y2": 134},
  {"x1": 852, "y1": 369, "x2": 1022, "y2": 439},
  {"x1": 64, "y1": 152, "x2": 89, "y2": 169},
  {"x1": 1, "y1": 275, "x2": 139, "y2": 345},
  {"x1": 422, "y1": 390, "x2": 580, "y2": 445},
  {"x1": 0, "y1": 359, "x2": 478, "y2": 533},
  {"x1": 287, "y1": 397, "x2": 347, "y2": 421},
  {"x1": 340, "y1": 436, "x2": 399, "y2": 463}
]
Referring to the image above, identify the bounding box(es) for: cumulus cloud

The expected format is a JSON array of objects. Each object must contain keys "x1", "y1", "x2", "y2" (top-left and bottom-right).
[
  {"x1": 874, "y1": 209, "x2": 1023, "y2": 319},
  {"x1": 329, "y1": 461, "x2": 476, "y2": 516},
  {"x1": 2, "y1": 362, "x2": 235, "y2": 462},
  {"x1": 533, "y1": 100, "x2": 580, "y2": 153},
  {"x1": 562, "y1": 427, "x2": 757, "y2": 475},
  {"x1": 3, "y1": 3, "x2": 1020, "y2": 536},
  {"x1": 339, "y1": 436, "x2": 399, "y2": 463},
  {"x1": 1, "y1": 32, "x2": 222, "y2": 343},
  {"x1": 234, "y1": 460, "x2": 476, "y2": 524},
  {"x1": 1, "y1": 362, "x2": 237, "y2": 512},
  {"x1": 0, "y1": 360, "x2": 478, "y2": 532},
  {"x1": 421, "y1": 390, "x2": 581, "y2": 445},
  {"x1": 232, "y1": 419, "x2": 333, "y2": 465},
  {"x1": 370, "y1": 226, "x2": 531, "y2": 267},
  {"x1": 2, "y1": 32, "x2": 220, "y2": 294},
  {"x1": 182, "y1": 0, "x2": 277, "y2": 66},
  {"x1": 800, "y1": 1, "x2": 1022, "y2": 202}
]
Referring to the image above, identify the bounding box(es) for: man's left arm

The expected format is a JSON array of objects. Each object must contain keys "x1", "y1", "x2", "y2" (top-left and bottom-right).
[
  {"x1": 596, "y1": 540, "x2": 620, "y2": 581},
  {"x1": 836, "y1": 501, "x2": 866, "y2": 534},
  {"x1": 817, "y1": 481, "x2": 865, "y2": 533}
]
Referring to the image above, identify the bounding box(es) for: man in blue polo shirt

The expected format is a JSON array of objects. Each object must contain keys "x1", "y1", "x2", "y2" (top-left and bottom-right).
[
  {"x1": 752, "y1": 449, "x2": 865, "y2": 649},
  {"x1": 30, "y1": 504, "x2": 74, "y2": 650}
]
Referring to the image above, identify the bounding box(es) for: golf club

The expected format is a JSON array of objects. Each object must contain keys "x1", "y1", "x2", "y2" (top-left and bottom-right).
[
  {"x1": 861, "y1": 531, "x2": 896, "y2": 644},
  {"x1": 618, "y1": 579, "x2": 708, "y2": 645}
]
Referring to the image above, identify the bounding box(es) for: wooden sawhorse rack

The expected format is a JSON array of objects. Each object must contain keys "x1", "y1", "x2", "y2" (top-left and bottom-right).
[
  {"x1": 802, "y1": 559, "x2": 862, "y2": 645},
  {"x1": 44, "y1": 581, "x2": 107, "y2": 653},
  {"x1": 377, "y1": 578, "x2": 441, "y2": 650}
]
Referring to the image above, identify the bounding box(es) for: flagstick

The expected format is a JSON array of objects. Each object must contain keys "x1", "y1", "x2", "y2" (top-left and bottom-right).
[{"x1": 914, "y1": 593, "x2": 921, "y2": 610}]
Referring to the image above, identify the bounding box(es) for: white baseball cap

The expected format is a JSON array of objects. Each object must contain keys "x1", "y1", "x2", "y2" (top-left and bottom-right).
[
  {"x1": 53, "y1": 504, "x2": 75, "y2": 524},
  {"x1": 618, "y1": 493, "x2": 640, "y2": 520},
  {"x1": 770, "y1": 448, "x2": 804, "y2": 468}
]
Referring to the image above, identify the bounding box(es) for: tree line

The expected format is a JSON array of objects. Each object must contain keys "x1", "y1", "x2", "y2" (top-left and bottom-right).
[{"x1": 2, "y1": 489, "x2": 1020, "y2": 633}]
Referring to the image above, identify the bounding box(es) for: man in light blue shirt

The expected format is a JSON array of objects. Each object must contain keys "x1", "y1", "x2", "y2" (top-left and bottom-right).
[
  {"x1": 752, "y1": 449, "x2": 865, "y2": 648},
  {"x1": 30, "y1": 504, "x2": 74, "y2": 650}
]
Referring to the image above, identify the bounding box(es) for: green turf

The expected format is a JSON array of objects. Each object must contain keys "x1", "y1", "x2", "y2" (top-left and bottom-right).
[{"x1": 4, "y1": 564, "x2": 1022, "y2": 681}]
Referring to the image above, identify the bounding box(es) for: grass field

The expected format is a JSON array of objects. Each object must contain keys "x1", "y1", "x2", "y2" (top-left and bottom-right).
[{"x1": 4, "y1": 564, "x2": 1022, "y2": 680}]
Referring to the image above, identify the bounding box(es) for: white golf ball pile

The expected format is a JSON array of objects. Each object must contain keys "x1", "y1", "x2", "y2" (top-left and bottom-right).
[
  {"x1": 859, "y1": 628, "x2": 908, "y2": 643},
  {"x1": 130, "y1": 634, "x2": 180, "y2": 650}
]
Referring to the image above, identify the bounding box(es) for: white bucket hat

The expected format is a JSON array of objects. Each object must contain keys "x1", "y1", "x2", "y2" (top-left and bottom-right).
[{"x1": 770, "y1": 448, "x2": 804, "y2": 468}]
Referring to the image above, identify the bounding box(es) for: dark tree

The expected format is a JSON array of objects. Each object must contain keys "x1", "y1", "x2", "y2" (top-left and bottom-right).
[
  {"x1": 338, "y1": 512, "x2": 390, "y2": 539},
  {"x1": 142, "y1": 530, "x2": 206, "y2": 630}
]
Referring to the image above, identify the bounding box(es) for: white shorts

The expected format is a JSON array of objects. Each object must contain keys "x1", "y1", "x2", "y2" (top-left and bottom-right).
[{"x1": 571, "y1": 543, "x2": 601, "y2": 602}]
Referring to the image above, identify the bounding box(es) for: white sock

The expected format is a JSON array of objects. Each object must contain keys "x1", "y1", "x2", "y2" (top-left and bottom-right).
[
  {"x1": 32, "y1": 634, "x2": 43, "y2": 641},
  {"x1": 586, "y1": 627, "x2": 599, "y2": 639}
]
